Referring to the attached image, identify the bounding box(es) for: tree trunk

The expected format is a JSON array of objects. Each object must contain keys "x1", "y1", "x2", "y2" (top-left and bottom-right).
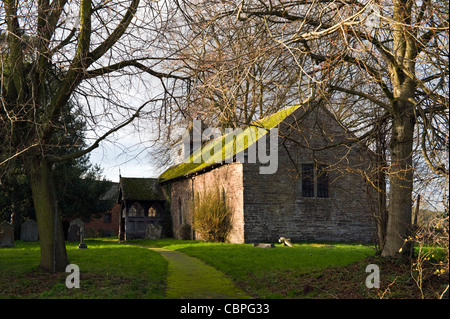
[
  {"x1": 382, "y1": 107, "x2": 415, "y2": 256},
  {"x1": 28, "y1": 158, "x2": 69, "y2": 272},
  {"x1": 381, "y1": 0, "x2": 417, "y2": 257},
  {"x1": 375, "y1": 155, "x2": 388, "y2": 253}
]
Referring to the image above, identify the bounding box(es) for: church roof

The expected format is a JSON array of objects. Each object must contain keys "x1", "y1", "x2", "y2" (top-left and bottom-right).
[
  {"x1": 118, "y1": 177, "x2": 165, "y2": 201},
  {"x1": 159, "y1": 104, "x2": 302, "y2": 182}
]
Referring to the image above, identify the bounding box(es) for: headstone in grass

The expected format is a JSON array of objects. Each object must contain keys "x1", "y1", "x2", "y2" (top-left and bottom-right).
[
  {"x1": 20, "y1": 219, "x2": 39, "y2": 241},
  {"x1": 78, "y1": 228, "x2": 88, "y2": 249},
  {"x1": 68, "y1": 218, "x2": 84, "y2": 242},
  {"x1": 0, "y1": 222, "x2": 14, "y2": 247},
  {"x1": 145, "y1": 223, "x2": 162, "y2": 240}
]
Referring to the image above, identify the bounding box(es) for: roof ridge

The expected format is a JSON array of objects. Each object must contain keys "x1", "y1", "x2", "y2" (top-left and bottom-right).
[{"x1": 159, "y1": 104, "x2": 303, "y2": 182}]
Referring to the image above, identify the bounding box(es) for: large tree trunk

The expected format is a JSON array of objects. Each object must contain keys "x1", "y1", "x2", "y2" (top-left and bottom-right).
[
  {"x1": 382, "y1": 105, "x2": 415, "y2": 256},
  {"x1": 381, "y1": 0, "x2": 417, "y2": 257},
  {"x1": 28, "y1": 158, "x2": 69, "y2": 272}
]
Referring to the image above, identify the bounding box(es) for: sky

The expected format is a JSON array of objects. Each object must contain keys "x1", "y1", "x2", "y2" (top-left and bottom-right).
[
  {"x1": 81, "y1": 69, "x2": 170, "y2": 183},
  {"x1": 88, "y1": 129, "x2": 162, "y2": 183}
]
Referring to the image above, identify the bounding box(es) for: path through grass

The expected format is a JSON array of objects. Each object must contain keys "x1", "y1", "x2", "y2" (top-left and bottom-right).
[
  {"x1": 149, "y1": 247, "x2": 250, "y2": 298},
  {"x1": 132, "y1": 239, "x2": 376, "y2": 298}
]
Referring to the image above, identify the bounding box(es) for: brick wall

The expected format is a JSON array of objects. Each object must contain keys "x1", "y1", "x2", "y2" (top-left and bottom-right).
[
  {"x1": 85, "y1": 203, "x2": 120, "y2": 237},
  {"x1": 168, "y1": 163, "x2": 245, "y2": 243}
]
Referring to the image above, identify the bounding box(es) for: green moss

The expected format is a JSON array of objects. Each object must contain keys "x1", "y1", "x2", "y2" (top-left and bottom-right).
[
  {"x1": 119, "y1": 177, "x2": 164, "y2": 200},
  {"x1": 159, "y1": 104, "x2": 301, "y2": 182},
  {"x1": 151, "y1": 247, "x2": 250, "y2": 299}
]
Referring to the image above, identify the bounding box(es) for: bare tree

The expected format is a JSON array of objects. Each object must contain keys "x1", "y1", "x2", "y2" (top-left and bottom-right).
[
  {"x1": 200, "y1": 0, "x2": 449, "y2": 256},
  {"x1": 149, "y1": 0, "x2": 311, "y2": 168},
  {"x1": 0, "y1": 0, "x2": 187, "y2": 272},
  {"x1": 177, "y1": 3, "x2": 303, "y2": 128}
]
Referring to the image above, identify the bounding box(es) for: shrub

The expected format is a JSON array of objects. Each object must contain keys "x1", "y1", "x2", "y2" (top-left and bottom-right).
[{"x1": 193, "y1": 187, "x2": 232, "y2": 243}]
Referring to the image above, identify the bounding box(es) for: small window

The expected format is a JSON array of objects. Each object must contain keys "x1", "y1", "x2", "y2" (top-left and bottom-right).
[
  {"x1": 148, "y1": 207, "x2": 157, "y2": 217},
  {"x1": 302, "y1": 164, "x2": 314, "y2": 197},
  {"x1": 148, "y1": 202, "x2": 162, "y2": 218},
  {"x1": 104, "y1": 213, "x2": 112, "y2": 223},
  {"x1": 301, "y1": 164, "x2": 329, "y2": 198}
]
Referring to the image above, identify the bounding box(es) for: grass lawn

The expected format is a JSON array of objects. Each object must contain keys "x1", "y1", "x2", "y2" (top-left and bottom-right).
[
  {"x1": 132, "y1": 239, "x2": 377, "y2": 298},
  {"x1": 132, "y1": 239, "x2": 448, "y2": 299},
  {"x1": 0, "y1": 239, "x2": 167, "y2": 299},
  {"x1": 1, "y1": 238, "x2": 447, "y2": 299}
]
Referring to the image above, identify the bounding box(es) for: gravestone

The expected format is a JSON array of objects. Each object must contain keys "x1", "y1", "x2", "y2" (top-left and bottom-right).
[
  {"x1": 78, "y1": 228, "x2": 87, "y2": 249},
  {"x1": 145, "y1": 223, "x2": 162, "y2": 240},
  {"x1": 20, "y1": 219, "x2": 39, "y2": 241},
  {"x1": 0, "y1": 223, "x2": 14, "y2": 247},
  {"x1": 68, "y1": 218, "x2": 84, "y2": 242}
]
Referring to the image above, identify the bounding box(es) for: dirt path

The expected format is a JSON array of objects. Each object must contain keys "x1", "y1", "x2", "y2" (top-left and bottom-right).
[{"x1": 149, "y1": 247, "x2": 251, "y2": 299}]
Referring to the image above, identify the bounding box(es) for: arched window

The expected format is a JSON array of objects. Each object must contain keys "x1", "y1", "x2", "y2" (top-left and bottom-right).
[
  {"x1": 148, "y1": 207, "x2": 157, "y2": 217},
  {"x1": 129, "y1": 202, "x2": 144, "y2": 217}
]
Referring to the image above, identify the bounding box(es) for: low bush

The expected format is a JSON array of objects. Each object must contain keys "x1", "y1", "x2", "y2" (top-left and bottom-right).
[{"x1": 192, "y1": 187, "x2": 232, "y2": 242}]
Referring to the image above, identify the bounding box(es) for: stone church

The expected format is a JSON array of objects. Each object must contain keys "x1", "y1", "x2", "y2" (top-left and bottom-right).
[{"x1": 158, "y1": 101, "x2": 378, "y2": 243}]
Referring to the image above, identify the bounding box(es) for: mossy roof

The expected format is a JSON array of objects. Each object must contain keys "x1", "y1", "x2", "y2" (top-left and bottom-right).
[
  {"x1": 118, "y1": 177, "x2": 165, "y2": 201},
  {"x1": 159, "y1": 104, "x2": 301, "y2": 182}
]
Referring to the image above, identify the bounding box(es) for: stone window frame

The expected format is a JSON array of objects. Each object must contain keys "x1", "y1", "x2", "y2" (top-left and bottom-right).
[{"x1": 300, "y1": 163, "x2": 329, "y2": 198}]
